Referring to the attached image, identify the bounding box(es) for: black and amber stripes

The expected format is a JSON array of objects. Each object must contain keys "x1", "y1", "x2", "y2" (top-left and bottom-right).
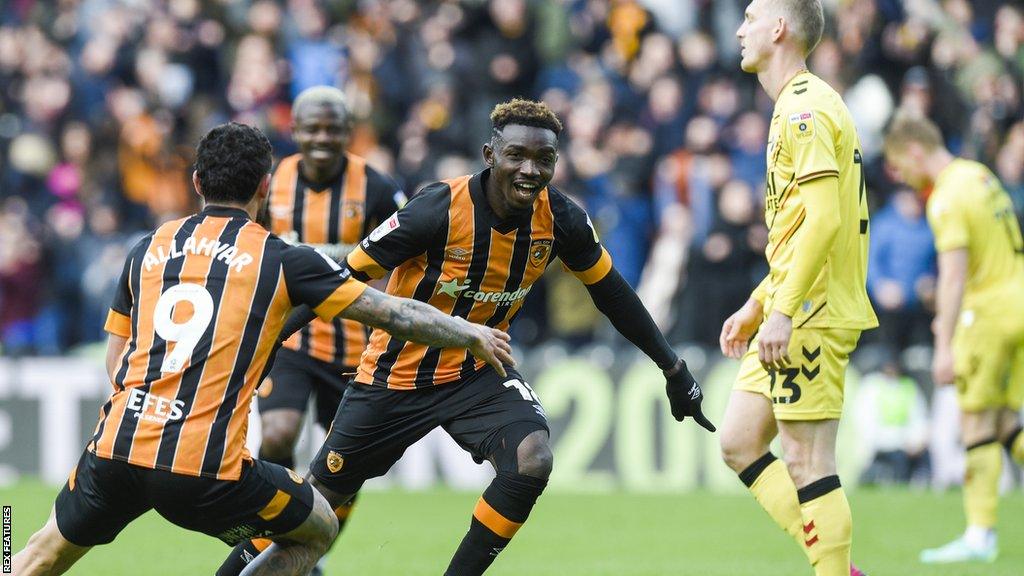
[
  {"x1": 271, "y1": 153, "x2": 369, "y2": 368},
  {"x1": 354, "y1": 173, "x2": 557, "y2": 390},
  {"x1": 92, "y1": 213, "x2": 294, "y2": 480}
]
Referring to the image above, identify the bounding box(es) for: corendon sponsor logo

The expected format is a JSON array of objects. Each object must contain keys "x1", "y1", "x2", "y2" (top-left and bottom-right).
[
  {"x1": 126, "y1": 388, "x2": 186, "y2": 424},
  {"x1": 436, "y1": 278, "x2": 532, "y2": 306}
]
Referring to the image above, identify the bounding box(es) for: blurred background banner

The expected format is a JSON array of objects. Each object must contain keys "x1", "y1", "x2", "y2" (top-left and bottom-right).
[
  {"x1": 0, "y1": 1, "x2": 1022, "y2": 492},
  {"x1": 1, "y1": 350, "x2": 1020, "y2": 493}
]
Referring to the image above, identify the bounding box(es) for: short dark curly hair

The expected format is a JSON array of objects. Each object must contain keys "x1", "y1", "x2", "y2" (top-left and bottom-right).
[
  {"x1": 490, "y1": 98, "x2": 563, "y2": 136},
  {"x1": 195, "y1": 122, "x2": 273, "y2": 205}
]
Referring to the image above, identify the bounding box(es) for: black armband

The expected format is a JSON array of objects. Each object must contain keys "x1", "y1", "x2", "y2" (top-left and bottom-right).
[{"x1": 584, "y1": 267, "x2": 677, "y2": 370}]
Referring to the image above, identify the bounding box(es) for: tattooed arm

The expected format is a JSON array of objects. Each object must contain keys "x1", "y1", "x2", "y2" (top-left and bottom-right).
[
  {"x1": 278, "y1": 241, "x2": 514, "y2": 376},
  {"x1": 340, "y1": 286, "x2": 515, "y2": 377}
]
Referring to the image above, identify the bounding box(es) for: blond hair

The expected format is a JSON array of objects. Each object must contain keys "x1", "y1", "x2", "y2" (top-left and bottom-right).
[
  {"x1": 773, "y1": 0, "x2": 825, "y2": 55},
  {"x1": 883, "y1": 113, "x2": 945, "y2": 157},
  {"x1": 292, "y1": 86, "x2": 349, "y2": 119}
]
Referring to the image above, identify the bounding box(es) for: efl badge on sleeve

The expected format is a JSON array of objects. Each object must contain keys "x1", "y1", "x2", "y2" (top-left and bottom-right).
[
  {"x1": 368, "y1": 213, "x2": 400, "y2": 243},
  {"x1": 789, "y1": 111, "x2": 815, "y2": 142},
  {"x1": 529, "y1": 239, "x2": 552, "y2": 267}
]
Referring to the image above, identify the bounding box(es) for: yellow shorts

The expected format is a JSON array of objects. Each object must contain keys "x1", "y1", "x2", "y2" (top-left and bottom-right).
[
  {"x1": 953, "y1": 309, "x2": 1024, "y2": 412},
  {"x1": 733, "y1": 328, "x2": 861, "y2": 420}
]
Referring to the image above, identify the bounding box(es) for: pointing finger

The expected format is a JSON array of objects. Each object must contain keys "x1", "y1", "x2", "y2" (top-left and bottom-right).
[{"x1": 693, "y1": 409, "x2": 716, "y2": 433}]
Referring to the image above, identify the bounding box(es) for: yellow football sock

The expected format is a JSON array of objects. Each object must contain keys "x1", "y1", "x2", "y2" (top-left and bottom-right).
[
  {"x1": 739, "y1": 453, "x2": 808, "y2": 559},
  {"x1": 964, "y1": 440, "x2": 1002, "y2": 529},
  {"x1": 797, "y1": 476, "x2": 851, "y2": 576},
  {"x1": 1005, "y1": 427, "x2": 1024, "y2": 464}
]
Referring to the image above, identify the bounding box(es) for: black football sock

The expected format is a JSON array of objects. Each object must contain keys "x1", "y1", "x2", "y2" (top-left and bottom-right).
[
  {"x1": 444, "y1": 473, "x2": 547, "y2": 576},
  {"x1": 215, "y1": 539, "x2": 268, "y2": 576}
]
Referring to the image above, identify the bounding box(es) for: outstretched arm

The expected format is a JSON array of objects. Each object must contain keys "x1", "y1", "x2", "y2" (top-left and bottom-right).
[
  {"x1": 585, "y1": 267, "x2": 677, "y2": 369},
  {"x1": 341, "y1": 286, "x2": 515, "y2": 377},
  {"x1": 584, "y1": 266, "x2": 715, "y2": 432}
]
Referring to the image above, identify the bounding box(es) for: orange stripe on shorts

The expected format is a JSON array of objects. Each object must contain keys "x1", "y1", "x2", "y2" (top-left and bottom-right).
[{"x1": 257, "y1": 490, "x2": 292, "y2": 521}]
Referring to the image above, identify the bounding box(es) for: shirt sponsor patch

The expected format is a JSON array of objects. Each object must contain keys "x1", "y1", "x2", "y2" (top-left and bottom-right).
[
  {"x1": 788, "y1": 111, "x2": 815, "y2": 141},
  {"x1": 367, "y1": 213, "x2": 400, "y2": 243}
]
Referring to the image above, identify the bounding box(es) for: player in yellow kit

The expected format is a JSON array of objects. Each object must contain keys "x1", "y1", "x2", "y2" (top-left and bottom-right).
[
  {"x1": 720, "y1": 2, "x2": 877, "y2": 575},
  {"x1": 884, "y1": 114, "x2": 1024, "y2": 564}
]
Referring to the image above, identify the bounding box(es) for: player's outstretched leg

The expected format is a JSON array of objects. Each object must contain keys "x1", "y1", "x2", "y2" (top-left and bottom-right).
[
  {"x1": 12, "y1": 508, "x2": 91, "y2": 576},
  {"x1": 921, "y1": 409, "x2": 1001, "y2": 564},
  {"x1": 217, "y1": 485, "x2": 357, "y2": 576},
  {"x1": 445, "y1": 429, "x2": 552, "y2": 576},
  {"x1": 239, "y1": 487, "x2": 339, "y2": 576},
  {"x1": 779, "y1": 419, "x2": 851, "y2": 576},
  {"x1": 721, "y1": 391, "x2": 808, "y2": 555}
]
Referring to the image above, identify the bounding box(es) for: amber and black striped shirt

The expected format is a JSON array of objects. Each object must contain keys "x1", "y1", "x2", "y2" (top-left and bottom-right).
[
  {"x1": 269, "y1": 153, "x2": 404, "y2": 368},
  {"x1": 347, "y1": 169, "x2": 612, "y2": 390},
  {"x1": 93, "y1": 206, "x2": 366, "y2": 480}
]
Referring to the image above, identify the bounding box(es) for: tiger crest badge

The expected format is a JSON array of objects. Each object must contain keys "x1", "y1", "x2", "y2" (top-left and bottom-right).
[
  {"x1": 327, "y1": 451, "x2": 345, "y2": 473},
  {"x1": 529, "y1": 239, "x2": 552, "y2": 267}
]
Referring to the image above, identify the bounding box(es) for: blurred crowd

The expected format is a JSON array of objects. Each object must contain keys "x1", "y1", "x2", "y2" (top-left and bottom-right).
[{"x1": 1, "y1": 0, "x2": 1024, "y2": 367}]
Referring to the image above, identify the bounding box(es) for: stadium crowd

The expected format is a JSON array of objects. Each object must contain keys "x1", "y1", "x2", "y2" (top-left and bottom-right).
[{"x1": 0, "y1": 0, "x2": 1023, "y2": 363}]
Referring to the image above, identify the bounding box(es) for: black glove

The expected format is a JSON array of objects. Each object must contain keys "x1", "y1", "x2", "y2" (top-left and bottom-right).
[{"x1": 664, "y1": 359, "x2": 716, "y2": 432}]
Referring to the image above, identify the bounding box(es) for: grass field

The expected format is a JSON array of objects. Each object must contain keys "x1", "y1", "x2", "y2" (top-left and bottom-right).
[{"x1": 4, "y1": 481, "x2": 1022, "y2": 575}]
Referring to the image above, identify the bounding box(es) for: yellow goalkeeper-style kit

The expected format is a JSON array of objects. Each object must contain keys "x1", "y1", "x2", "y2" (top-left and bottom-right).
[
  {"x1": 928, "y1": 158, "x2": 1024, "y2": 410},
  {"x1": 735, "y1": 71, "x2": 878, "y2": 420}
]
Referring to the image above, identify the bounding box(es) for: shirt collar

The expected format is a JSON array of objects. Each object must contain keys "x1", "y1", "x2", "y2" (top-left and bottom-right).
[{"x1": 200, "y1": 204, "x2": 251, "y2": 220}]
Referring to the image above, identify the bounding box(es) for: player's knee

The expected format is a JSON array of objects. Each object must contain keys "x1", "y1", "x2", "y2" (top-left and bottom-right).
[
  {"x1": 960, "y1": 411, "x2": 1000, "y2": 447},
  {"x1": 720, "y1": 434, "x2": 759, "y2": 473},
  {"x1": 260, "y1": 419, "x2": 301, "y2": 459},
  {"x1": 515, "y1": 432, "x2": 553, "y2": 479}
]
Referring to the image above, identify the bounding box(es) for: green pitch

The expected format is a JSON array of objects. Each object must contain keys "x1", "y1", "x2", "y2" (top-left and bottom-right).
[{"x1": 4, "y1": 481, "x2": 1022, "y2": 575}]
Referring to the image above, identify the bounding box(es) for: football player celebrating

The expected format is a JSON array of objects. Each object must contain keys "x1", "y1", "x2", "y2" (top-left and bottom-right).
[
  {"x1": 221, "y1": 98, "x2": 713, "y2": 576},
  {"x1": 14, "y1": 123, "x2": 512, "y2": 576}
]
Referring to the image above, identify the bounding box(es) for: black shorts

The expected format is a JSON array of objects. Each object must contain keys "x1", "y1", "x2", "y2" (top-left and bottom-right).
[
  {"x1": 310, "y1": 366, "x2": 548, "y2": 494},
  {"x1": 54, "y1": 450, "x2": 315, "y2": 547},
  {"x1": 258, "y1": 348, "x2": 353, "y2": 429}
]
